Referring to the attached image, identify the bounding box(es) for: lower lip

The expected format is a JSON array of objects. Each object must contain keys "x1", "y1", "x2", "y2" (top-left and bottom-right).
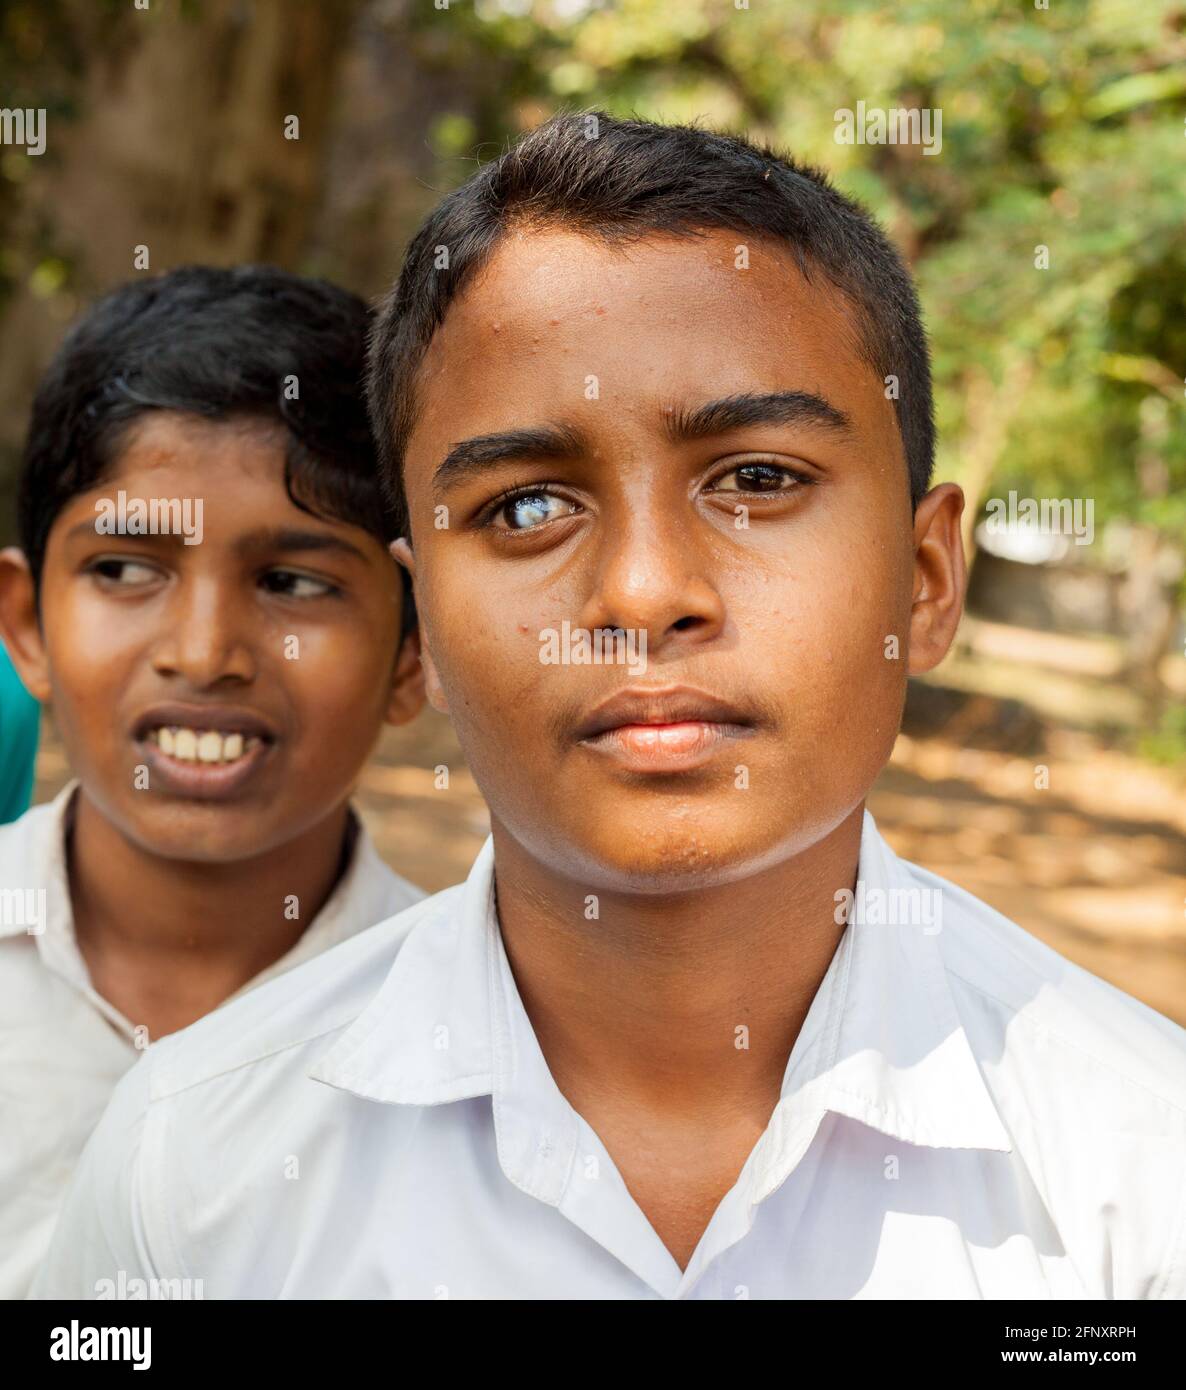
[
  {"x1": 136, "y1": 737, "x2": 275, "y2": 800},
  {"x1": 578, "y1": 721, "x2": 751, "y2": 773}
]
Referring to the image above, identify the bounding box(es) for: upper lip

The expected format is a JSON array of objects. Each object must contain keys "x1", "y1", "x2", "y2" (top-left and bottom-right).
[
  {"x1": 132, "y1": 703, "x2": 279, "y2": 742},
  {"x1": 574, "y1": 685, "x2": 755, "y2": 741}
]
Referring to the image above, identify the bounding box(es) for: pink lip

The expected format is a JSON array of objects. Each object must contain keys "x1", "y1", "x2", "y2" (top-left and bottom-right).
[
  {"x1": 137, "y1": 736, "x2": 274, "y2": 801},
  {"x1": 580, "y1": 719, "x2": 751, "y2": 773}
]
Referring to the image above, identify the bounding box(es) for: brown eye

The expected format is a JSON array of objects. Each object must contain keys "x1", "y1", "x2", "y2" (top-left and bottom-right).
[
  {"x1": 713, "y1": 463, "x2": 800, "y2": 493},
  {"x1": 89, "y1": 558, "x2": 160, "y2": 586},
  {"x1": 261, "y1": 570, "x2": 338, "y2": 599}
]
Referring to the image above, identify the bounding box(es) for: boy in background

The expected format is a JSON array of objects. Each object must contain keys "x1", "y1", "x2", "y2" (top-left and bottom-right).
[
  {"x1": 34, "y1": 117, "x2": 1186, "y2": 1301},
  {"x1": 0, "y1": 265, "x2": 425, "y2": 1297}
]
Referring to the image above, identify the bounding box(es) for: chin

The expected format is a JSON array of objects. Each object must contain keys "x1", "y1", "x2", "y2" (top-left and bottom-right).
[
  {"x1": 549, "y1": 808, "x2": 795, "y2": 895},
  {"x1": 122, "y1": 805, "x2": 274, "y2": 864}
]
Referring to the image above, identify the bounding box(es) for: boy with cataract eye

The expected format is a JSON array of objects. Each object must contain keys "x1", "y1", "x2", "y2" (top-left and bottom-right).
[
  {"x1": 34, "y1": 116, "x2": 1186, "y2": 1301},
  {"x1": 0, "y1": 266, "x2": 426, "y2": 1299}
]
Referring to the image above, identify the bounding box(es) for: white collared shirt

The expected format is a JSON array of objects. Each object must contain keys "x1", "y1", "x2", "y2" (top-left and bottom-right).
[
  {"x1": 0, "y1": 782, "x2": 423, "y2": 1299},
  {"x1": 30, "y1": 810, "x2": 1186, "y2": 1300}
]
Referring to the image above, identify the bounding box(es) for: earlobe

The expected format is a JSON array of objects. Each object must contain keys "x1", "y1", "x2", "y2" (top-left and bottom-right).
[
  {"x1": 385, "y1": 536, "x2": 450, "y2": 718},
  {"x1": 0, "y1": 548, "x2": 51, "y2": 703},
  {"x1": 384, "y1": 625, "x2": 426, "y2": 727},
  {"x1": 906, "y1": 483, "x2": 967, "y2": 677},
  {"x1": 390, "y1": 537, "x2": 415, "y2": 580},
  {"x1": 419, "y1": 634, "x2": 450, "y2": 718}
]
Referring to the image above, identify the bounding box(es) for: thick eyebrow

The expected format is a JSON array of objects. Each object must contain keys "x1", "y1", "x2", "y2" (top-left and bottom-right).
[
  {"x1": 432, "y1": 423, "x2": 583, "y2": 497},
  {"x1": 666, "y1": 391, "x2": 853, "y2": 442}
]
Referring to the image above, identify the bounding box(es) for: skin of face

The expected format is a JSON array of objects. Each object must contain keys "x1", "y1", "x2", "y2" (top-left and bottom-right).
[
  {"x1": 0, "y1": 412, "x2": 424, "y2": 864},
  {"x1": 395, "y1": 226, "x2": 965, "y2": 895}
]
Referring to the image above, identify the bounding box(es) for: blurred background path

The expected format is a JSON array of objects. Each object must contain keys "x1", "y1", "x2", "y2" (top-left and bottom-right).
[{"x1": 34, "y1": 626, "x2": 1186, "y2": 1026}]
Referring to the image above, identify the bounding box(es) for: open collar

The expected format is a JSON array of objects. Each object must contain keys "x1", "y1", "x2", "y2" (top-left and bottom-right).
[
  {"x1": 311, "y1": 811, "x2": 1014, "y2": 1161},
  {"x1": 4, "y1": 782, "x2": 402, "y2": 1040}
]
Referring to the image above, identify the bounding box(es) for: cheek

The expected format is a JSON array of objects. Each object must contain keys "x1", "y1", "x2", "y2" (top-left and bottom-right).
[
  {"x1": 43, "y1": 596, "x2": 141, "y2": 713},
  {"x1": 422, "y1": 577, "x2": 548, "y2": 753},
  {"x1": 432, "y1": 616, "x2": 536, "y2": 724},
  {"x1": 290, "y1": 627, "x2": 395, "y2": 725},
  {"x1": 739, "y1": 546, "x2": 907, "y2": 717}
]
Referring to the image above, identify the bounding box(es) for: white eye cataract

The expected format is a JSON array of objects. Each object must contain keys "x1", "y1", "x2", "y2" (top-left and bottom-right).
[{"x1": 500, "y1": 492, "x2": 575, "y2": 530}]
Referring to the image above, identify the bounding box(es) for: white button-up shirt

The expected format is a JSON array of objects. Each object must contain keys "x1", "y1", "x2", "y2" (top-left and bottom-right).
[
  {"x1": 30, "y1": 810, "x2": 1186, "y2": 1300},
  {"x1": 1, "y1": 783, "x2": 423, "y2": 1299}
]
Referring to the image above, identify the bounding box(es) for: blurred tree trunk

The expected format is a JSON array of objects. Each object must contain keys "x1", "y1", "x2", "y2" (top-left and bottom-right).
[
  {"x1": 956, "y1": 350, "x2": 1036, "y2": 570},
  {"x1": 0, "y1": 0, "x2": 361, "y2": 494},
  {"x1": 1120, "y1": 395, "x2": 1180, "y2": 726}
]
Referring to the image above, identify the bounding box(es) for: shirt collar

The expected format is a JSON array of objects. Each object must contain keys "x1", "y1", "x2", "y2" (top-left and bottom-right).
[
  {"x1": 311, "y1": 811, "x2": 1014, "y2": 1169},
  {"x1": 3, "y1": 780, "x2": 81, "y2": 962},
  {"x1": 6, "y1": 781, "x2": 403, "y2": 1037}
]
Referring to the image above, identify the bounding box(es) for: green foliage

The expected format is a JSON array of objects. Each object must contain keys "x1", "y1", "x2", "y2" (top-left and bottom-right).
[
  {"x1": 1138, "y1": 702, "x2": 1186, "y2": 766},
  {"x1": 413, "y1": 0, "x2": 1186, "y2": 541}
]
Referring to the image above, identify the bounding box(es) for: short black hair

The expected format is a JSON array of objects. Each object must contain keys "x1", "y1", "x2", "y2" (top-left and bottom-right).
[
  {"x1": 19, "y1": 264, "x2": 400, "y2": 586},
  {"x1": 368, "y1": 110, "x2": 935, "y2": 537}
]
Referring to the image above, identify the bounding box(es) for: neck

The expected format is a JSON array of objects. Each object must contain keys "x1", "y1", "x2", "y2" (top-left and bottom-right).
[
  {"x1": 68, "y1": 788, "x2": 353, "y2": 1040},
  {"x1": 491, "y1": 805, "x2": 864, "y2": 1126}
]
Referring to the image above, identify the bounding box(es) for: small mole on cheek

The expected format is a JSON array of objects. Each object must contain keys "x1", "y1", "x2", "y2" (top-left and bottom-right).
[{"x1": 491, "y1": 322, "x2": 501, "y2": 333}]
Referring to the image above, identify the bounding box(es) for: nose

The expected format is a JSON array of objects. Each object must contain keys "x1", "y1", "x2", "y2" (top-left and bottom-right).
[
  {"x1": 578, "y1": 500, "x2": 727, "y2": 657},
  {"x1": 150, "y1": 576, "x2": 256, "y2": 689}
]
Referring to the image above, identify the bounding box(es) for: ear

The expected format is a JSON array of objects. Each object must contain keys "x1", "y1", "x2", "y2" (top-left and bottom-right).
[
  {"x1": 383, "y1": 623, "x2": 426, "y2": 728},
  {"x1": 390, "y1": 538, "x2": 449, "y2": 717},
  {"x1": 0, "y1": 548, "x2": 51, "y2": 702},
  {"x1": 907, "y1": 483, "x2": 966, "y2": 676}
]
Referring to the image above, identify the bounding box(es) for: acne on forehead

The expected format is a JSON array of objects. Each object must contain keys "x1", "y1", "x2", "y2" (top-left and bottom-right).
[
  {"x1": 403, "y1": 225, "x2": 898, "y2": 488},
  {"x1": 463, "y1": 232, "x2": 876, "y2": 387}
]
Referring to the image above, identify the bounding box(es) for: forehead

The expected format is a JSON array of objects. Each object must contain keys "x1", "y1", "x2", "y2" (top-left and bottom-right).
[
  {"x1": 408, "y1": 226, "x2": 884, "y2": 453},
  {"x1": 105, "y1": 411, "x2": 288, "y2": 485},
  {"x1": 50, "y1": 412, "x2": 303, "y2": 542}
]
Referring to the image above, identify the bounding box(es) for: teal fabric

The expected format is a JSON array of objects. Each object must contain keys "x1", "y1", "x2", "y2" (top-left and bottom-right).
[{"x1": 0, "y1": 645, "x2": 39, "y2": 824}]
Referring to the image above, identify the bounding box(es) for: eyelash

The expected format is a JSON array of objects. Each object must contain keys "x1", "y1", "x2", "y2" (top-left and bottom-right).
[
  {"x1": 85, "y1": 558, "x2": 340, "y2": 599},
  {"x1": 474, "y1": 461, "x2": 815, "y2": 531},
  {"x1": 259, "y1": 569, "x2": 341, "y2": 600},
  {"x1": 708, "y1": 460, "x2": 817, "y2": 493},
  {"x1": 86, "y1": 557, "x2": 159, "y2": 585},
  {"x1": 474, "y1": 481, "x2": 576, "y2": 531}
]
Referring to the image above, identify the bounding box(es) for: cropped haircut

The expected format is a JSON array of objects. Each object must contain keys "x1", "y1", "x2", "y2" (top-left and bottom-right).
[
  {"x1": 19, "y1": 265, "x2": 403, "y2": 603},
  {"x1": 368, "y1": 110, "x2": 934, "y2": 537}
]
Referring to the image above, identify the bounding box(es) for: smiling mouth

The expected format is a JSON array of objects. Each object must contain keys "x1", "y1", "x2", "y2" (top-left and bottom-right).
[
  {"x1": 131, "y1": 708, "x2": 278, "y2": 799},
  {"x1": 143, "y1": 726, "x2": 265, "y2": 766}
]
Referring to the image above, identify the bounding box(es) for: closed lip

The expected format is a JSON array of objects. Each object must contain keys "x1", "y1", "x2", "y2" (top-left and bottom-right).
[
  {"x1": 131, "y1": 703, "x2": 279, "y2": 743},
  {"x1": 573, "y1": 685, "x2": 755, "y2": 742}
]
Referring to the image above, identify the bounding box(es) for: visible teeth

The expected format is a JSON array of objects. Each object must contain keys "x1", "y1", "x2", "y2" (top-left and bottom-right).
[
  {"x1": 197, "y1": 731, "x2": 222, "y2": 763},
  {"x1": 150, "y1": 727, "x2": 258, "y2": 764}
]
